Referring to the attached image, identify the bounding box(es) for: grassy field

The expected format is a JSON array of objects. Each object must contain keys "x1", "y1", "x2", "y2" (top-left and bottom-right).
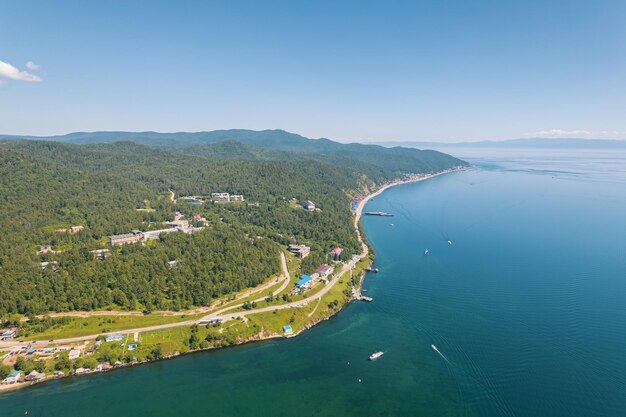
[{"x1": 17, "y1": 313, "x2": 206, "y2": 340}]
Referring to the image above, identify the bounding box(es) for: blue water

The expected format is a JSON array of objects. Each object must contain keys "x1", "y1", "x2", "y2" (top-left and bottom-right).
[{"x1": 2, "y1": 148, "x2": 625, "y2": 416}]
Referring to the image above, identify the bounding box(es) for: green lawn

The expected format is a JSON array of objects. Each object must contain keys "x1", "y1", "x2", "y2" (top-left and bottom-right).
[{"x1": 18, "y1": 313, "x2": 206, "y2": 340}]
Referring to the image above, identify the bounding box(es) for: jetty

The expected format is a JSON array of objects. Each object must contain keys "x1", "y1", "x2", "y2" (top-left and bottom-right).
[{"x1": 363, "y1": 211, "x2": 394, "y2": 216}]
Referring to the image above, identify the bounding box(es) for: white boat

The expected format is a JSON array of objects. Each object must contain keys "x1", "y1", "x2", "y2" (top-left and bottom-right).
[
  {"x1": 369, "y1": 351, "x2": 384, "y2": 361},
  {"x1": 424, "y1": 249, "x2": 429, "y2": 255},
  {"x1": 447, "y1": 240, "x2": 453, "y2": 245}
]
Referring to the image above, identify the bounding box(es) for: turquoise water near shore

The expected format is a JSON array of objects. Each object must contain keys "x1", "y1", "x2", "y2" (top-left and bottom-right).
[{"x1": 2, "y1": 149, "x2": 626, "y2": 416}]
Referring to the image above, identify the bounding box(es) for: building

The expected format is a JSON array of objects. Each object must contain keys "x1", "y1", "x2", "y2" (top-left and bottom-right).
[
  {"x1": 25, "y1": 370, "x2": 45, "y2": 382},
  {"x1": 143, "y1": 228, "x2": 178, "y2": 241},
  {"x1": 2, "y1": 370, "x2": 24, "y2": 385},
  {"x1": 180, "y1": 226, "x2": 204, "y2": 234},
  {"x1": 41, "y1": 261, "x2": 58, "y2": 270},
  {"x1": 287, "y1": 244, "x2": 310, "y2": 258},
  {"x1": 296, "y1": 274, "x2": 313, "y2": 289},
  {"x1": 166, "y1": 219, "x2": 190, "y2": 229},
  {"x1": 91, "y1": 249, "x2": 110, "y2": 260},
  {"x1": 109, "y1": 230, "x2": 143, "y2": 246},
  {"x1": 0, "y1": 327, "x2": 18, "y2": 341},
  {"x1": 69, "y1": 225, "x2": 84, "y2": 233},
  {"x1": 172, "y1": 211, "x2": 183, "y2": 220},
  {"x1": 37, "y1": 245, "x2": 53, "y2": 254},
  {"x1": 211, "y1": 192, "x2": 230, "y2": 202},
  {"x1": 330, "y1": 247, "x2": 344, "y2": 260},
  {"x1": 106, "y1": 333, "x2": 124, "y2": 342},
  {"x1": 282, "y1": 325, "x2": 293, "y2": 335},
  {"x1": 167, "y1": 260, "x2": 178, "y2": 269},
  {"x1": 128, "y1": 343, "x2": 138, "y2": 351},
  {"x1": 315, "y1": 264, "x2": 334, "y2": 277},
  {"x1": 303, "y1": 200, "x2": 315, "y2": 211},
  {"x1": 230, "y1": 195, "x2": 245, "y2": 202},
  {"x1": 68, "y1": 349, "x2": 81, "y2": 360}
]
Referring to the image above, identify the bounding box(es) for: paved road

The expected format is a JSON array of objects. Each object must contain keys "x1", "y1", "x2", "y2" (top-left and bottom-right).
[{"x1": 1, "y1": 186, "x2": 377, "y2": 350}]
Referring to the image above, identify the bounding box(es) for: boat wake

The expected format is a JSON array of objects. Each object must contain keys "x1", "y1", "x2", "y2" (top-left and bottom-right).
[{"x1": 431, "y1": 344, "x2": 450, "y2": 363}]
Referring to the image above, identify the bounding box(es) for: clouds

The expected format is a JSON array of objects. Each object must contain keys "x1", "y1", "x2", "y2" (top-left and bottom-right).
[
  {"x1": 25, "y1": 61, "x2": 40, "y2": 70},
  {"x1": 0, "y1": 59, "x2": 42, "y2": 82},
  {"x1": 528, "y1": 129, "x2": 592, "y2": 137},
  {"x1": 526, "y1": 129, "x2": 626, "y2": 139}
]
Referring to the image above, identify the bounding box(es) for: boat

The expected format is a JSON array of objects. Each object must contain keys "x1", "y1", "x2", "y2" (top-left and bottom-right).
[
  {"x1": 447, "y1": 240, "x2": 453, "y2": 245},
  {"x1": 424, "y1": 249, "x2": 429, "y2": 255},
  {"x1": 389, "y1": 223, "x2": 394, "y2": 227},
  {"x1": 365, "y1": 267, "x2": 379, "y2": 273},
  {"x1": 363, "y1": 211, "x2": 394, "y2": 217},
  {"x1": 369, "y1": 351, "x2": 384, "y2": 361}
]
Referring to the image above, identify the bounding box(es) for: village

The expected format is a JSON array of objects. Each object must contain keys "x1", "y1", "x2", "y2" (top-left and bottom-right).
[{"x1": 2, "y1": 241, "x2": 353, "y2": 390}]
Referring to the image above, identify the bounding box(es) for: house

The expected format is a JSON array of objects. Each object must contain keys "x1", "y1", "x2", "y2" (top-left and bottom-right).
[
  {"x1": 74, "y1": 368, "x2": 91, "y2": 375},
  {"x1": 37, "y1": 245, "x2": 53, "y2": 254},
  {"x1": 106, "y1": 333, "x2": 124, "y2": 342},
  {"x1": 287, "y1": 244, "x2": 310, "y2": 258},
  {"x1": 315, "y1": 264, "x2": 334, "y2": 277},
  {"x1": 128, "y1": 343, "x2": 138, "y2": 351},
  {"x1": 91, "y1": 248, "x2": 110, "y2": 260},
  {"x1": 68, "y1": 349, "x2": 81, "y2": 360},
  {"x1": 69, "y1": 225, "x2": 84, "y2": 233},
  {"x1": 296, "y1": 274, "x2": 313, "y2": 289},
  {"x1": 109, "y1": 230, "x2": 143, "y2": 246},
  {"x1": 282, "y1": 325, "x2": 293, "y2": 335},
  {"x1": 96, "y1": 362, "x2": 112, "y2": 372},
  {"x1": 330, "y1": 247, "x2": 344, "y2": 260},
  {"x1": 172, "y1": 211, "x2": 183, "y2": 220},
  {"x1": 167, "y1": 260, "x2": 178, "y2": 269},
  {"x1": 211, "y1": 192, "x2": 230, "y2": 202},
  {"x1": 303, "y1": 200, "x2": 315, "y2": 211},
  {"x1": 0, "y1": 327, "x2": 18, "y2": 340},
  {"x1": 25, "y1": 370, "x2": 45, "y2": 382},
  {"x1": 230, "y1": 195, "x2": 245, "y2": 202},
  {"x1": 2, "y1": 370, "x2": 24, "y2": 384}
]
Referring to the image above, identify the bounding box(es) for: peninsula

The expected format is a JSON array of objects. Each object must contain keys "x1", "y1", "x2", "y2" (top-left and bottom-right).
[{"x1": 0, "y1": 130, "x2": 467, "y2": 392}]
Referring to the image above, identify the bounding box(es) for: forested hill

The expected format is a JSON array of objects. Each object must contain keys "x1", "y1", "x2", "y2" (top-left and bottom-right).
[
  {"x1": 0, "y1": 129, "x2": 465, "y2": 178},
  {"x1": 0, "y1": 139, "x2": 464, "y2": 316}
]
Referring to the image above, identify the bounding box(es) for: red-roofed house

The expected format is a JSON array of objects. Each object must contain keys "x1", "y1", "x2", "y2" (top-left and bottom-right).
[
  {"x1": 330, "y1": 247, "x2": 343, "y2": 260},
  {"x1": 315, "y1": 264, "x2": 334, "y2": 277}
]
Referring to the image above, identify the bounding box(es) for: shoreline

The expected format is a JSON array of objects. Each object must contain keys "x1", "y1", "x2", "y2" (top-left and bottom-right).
[{"x1": 0, "y1": 167, "x2": 465, "y2": 395}]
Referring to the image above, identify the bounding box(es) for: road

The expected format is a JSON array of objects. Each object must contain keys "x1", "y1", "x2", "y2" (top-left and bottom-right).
[{"x1": 0, "y1": 180, "x2": 387, "y2": 350}]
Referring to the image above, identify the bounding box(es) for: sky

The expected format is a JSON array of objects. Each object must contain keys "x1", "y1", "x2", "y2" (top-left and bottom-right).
[{"x1": 1, "y1": 0, "x2": 626, "y2": 142}]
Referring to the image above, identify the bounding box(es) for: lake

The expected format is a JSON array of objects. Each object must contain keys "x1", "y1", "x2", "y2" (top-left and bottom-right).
[{"x1": 2, "y1": 148, "x2": 625, "y2": 416}]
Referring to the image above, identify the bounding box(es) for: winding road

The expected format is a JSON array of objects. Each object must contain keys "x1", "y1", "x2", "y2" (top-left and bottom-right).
[{"x1": 1, "y1": 174, "x2": 426, "y2": 350}]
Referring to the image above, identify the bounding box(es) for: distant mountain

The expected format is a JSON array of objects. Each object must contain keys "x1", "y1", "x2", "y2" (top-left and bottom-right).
[
  {"x1": 0, "y1": 129, "x2": 467, "y2": 176},
  {"x1": 369, "y1": 137, "x2": 626, "y2": 149}
]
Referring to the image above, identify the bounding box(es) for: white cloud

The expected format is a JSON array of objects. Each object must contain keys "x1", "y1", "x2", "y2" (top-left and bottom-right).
[
  {"x1": 25, "y1": 61, "x2": 40, "y2": 70},
  {"x1": 0, "y1": 59, "x2": 42, "y2": 82},
  {"x1": 527, "y1": 129, "x2": 592, "y2": 137}
]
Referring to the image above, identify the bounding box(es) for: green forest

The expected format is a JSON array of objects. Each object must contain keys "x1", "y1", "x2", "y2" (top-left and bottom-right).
[{"x1": 0, "y1": 135, "x2": 465, "y2": 317}]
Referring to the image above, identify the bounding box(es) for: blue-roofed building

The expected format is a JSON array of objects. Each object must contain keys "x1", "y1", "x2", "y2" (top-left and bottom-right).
[
  {"x1": 296, "y1": 274, "x2": 313, "y2": 288},
  {"x1": 282, "y1": 325, "x2": 293, "y2": 335}
]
